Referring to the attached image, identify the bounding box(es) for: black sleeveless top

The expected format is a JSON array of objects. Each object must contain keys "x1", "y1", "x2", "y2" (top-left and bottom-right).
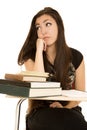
[
  {"x1": 47, "y1": 48, "x2": 83, "y2": 88},
  {"x1": 29, "y1": 48, "x2": 83, "y2": 112},
  {"x1": 71, "y1": 48, "x2": 83, "y2": 69}
]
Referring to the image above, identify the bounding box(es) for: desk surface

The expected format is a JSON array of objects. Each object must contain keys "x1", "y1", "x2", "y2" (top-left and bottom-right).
[{"x1": 30, "y1": 95, "x2": 87, "y2": 101}]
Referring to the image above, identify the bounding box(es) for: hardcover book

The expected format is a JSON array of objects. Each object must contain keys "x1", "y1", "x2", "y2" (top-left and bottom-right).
[
  {"x1": 5, "y1": 71, "x2": 49, "y2": 82},
  {"x1": 0, "y1": 79, "x2": 61, "y2": 97}
]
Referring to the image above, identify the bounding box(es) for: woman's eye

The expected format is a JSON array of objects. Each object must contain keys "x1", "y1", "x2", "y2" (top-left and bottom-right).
[
  {"x1": 46, "y1": 22, "x2": 52, "y2": 27},
  {"x1": 36, "y1": 26, "x2": 41, "y2": 31}
]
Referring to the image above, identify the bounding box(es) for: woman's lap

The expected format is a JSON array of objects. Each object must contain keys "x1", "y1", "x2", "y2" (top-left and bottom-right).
[{"x1": 26, "y1": 107, "x2": 87, "y2": 130}]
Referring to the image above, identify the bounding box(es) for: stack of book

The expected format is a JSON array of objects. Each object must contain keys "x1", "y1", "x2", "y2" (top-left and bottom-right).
[
  {"x1": 0, "y1": 71, "x2": 62, "y2": 98},
  {"x1": 0, "y1": 71, "x2": 87, "y2": 101},
  {"x1": 0, "y1": 79, "x2": 61, "y2": 98}
]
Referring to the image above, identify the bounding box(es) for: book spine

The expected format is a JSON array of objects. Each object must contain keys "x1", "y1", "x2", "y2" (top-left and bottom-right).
[{"x1": 5, "y1": 74, "x2": 23, "y2": 81}]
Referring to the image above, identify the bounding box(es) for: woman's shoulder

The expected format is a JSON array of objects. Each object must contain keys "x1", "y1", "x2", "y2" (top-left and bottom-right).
[{"x1": 70, "y1": 47, "x2": 83, "y2": 69}]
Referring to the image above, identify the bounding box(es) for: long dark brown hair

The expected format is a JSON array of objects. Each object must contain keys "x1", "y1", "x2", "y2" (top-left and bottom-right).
[{"x1": 18, "y1": 7, "x2": 72, "y2": 89}]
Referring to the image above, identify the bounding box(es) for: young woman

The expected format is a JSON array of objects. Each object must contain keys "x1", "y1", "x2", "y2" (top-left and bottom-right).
[{"x1": 18, "y1": 7, "x2": 87, "y2": 130}]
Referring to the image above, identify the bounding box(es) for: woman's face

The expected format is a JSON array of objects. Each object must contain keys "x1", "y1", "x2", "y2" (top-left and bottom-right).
[{"x1": 35, "y1": 14, "x2": 58, "y2": 47}]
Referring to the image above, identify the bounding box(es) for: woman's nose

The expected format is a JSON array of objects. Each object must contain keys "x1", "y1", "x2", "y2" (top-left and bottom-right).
[{"x1": 41, "y1": 27, "x2": 47, "y2": 35}]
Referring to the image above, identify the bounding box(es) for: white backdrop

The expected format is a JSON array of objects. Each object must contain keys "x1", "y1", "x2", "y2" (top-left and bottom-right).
[{"x1": 0, "y1": 0, "x2": 87, "y2": 130}]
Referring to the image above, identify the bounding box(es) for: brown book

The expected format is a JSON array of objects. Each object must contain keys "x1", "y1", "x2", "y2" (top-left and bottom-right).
[{"x1": 5, "y1": 71, "x2": 49, "y2": 82}]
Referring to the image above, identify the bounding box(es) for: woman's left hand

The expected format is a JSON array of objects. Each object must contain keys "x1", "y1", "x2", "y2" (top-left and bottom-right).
[{"x1": 49, "y1": 101, "x2": 63, "y2": 108}]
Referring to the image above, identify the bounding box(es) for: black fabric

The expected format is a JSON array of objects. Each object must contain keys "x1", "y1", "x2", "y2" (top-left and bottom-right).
[
  {"x1": 26, "y1": 48, "x2": 86, "y2": 130},
  {"x1": 71, "y1": 48, "x2": 83, "y2": 69},
  {"x1": 26, "y1": 107, "x2": 87, "y2": 130}
]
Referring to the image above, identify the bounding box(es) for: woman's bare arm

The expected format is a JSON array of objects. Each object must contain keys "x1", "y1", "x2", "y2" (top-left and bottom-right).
[{"x1": 24, "y1": 39, "x2": 46, "y2": 72}]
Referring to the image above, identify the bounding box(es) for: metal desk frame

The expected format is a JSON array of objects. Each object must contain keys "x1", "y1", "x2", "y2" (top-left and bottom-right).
[{"x1": 15, "y1": 98, "x2": 26, "y2": 130}]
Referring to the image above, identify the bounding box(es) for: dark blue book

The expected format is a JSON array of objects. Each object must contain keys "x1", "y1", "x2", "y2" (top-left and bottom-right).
[{"x1": 0, "y1": 79, "x2": 61, "y2": 98}]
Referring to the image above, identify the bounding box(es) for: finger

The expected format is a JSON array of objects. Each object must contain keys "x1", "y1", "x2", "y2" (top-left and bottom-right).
[{"x1": 49, "y1": 102, "x2": 63, "y2": 108}]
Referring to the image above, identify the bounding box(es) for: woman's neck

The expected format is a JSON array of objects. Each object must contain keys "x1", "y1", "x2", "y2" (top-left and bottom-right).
[{"x1": 46, "y1": 44, "x2": 56, "y2": 65}]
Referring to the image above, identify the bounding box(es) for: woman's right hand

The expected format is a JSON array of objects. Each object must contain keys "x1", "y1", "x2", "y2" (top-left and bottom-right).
[
  {"x1": 49, "y1": 101, "x2": 63, "y2": 108},
  {"x1": 36, "y1": 38, "x2": 47, "y2": 52}
]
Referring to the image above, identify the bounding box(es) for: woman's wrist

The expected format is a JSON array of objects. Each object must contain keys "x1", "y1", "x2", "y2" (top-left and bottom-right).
[{"x1": 63, "y1": 101, "x2": 80, "y2": 109}]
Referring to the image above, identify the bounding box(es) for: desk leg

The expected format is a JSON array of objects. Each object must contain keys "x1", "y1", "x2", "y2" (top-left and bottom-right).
[{"x1": 15, "y1": 98, "x2": 26, "y2": 130}]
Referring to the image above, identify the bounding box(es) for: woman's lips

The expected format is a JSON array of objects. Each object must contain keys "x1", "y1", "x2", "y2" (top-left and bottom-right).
[{"x1": 43, "y1": 37, "x2": 50, "y2": 41}]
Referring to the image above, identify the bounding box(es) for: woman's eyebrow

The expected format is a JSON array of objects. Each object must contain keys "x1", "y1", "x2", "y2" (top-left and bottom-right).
[{"x1": 35, "y1": 19, "x2": 50, "y2": 26}]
